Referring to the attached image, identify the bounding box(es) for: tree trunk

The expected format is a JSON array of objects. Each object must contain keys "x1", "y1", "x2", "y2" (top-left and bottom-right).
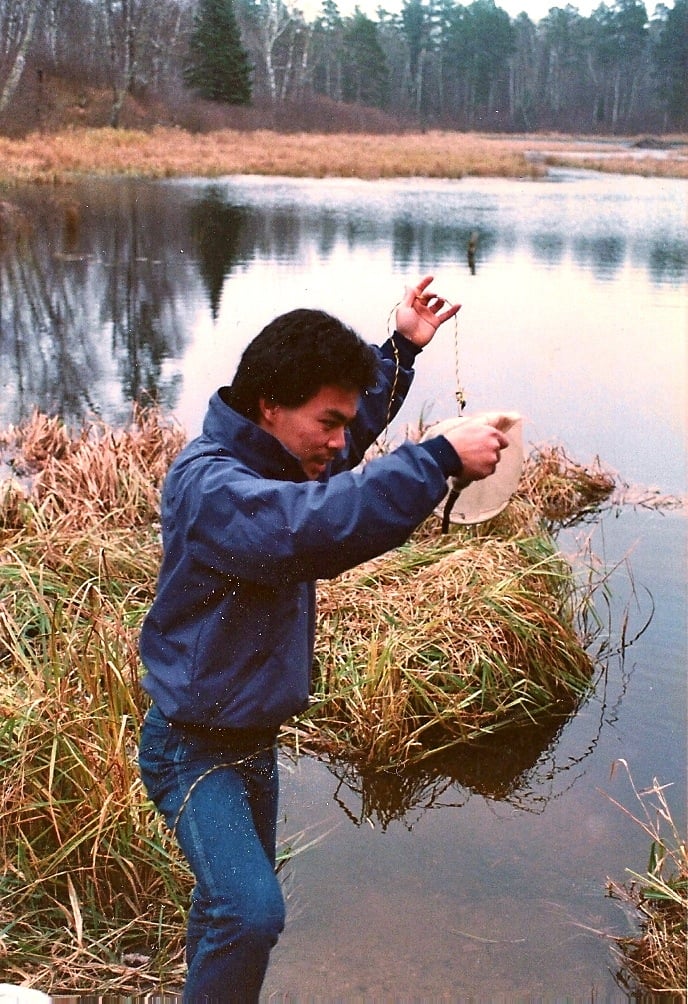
[
  {"x1": 258, "y1": 0, "x2": 293, "y2": 104},
  {"x1": 0, "y1": 0, "x2": 42, "y2": 116}
]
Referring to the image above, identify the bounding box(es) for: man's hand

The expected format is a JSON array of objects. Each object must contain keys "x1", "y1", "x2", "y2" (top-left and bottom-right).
[
  {"x1": 395, "y1": 275, "x2": 460, "y2": 348},
  {"x1": 433, "y1": 412, "x2": 520, "y2": 485}
]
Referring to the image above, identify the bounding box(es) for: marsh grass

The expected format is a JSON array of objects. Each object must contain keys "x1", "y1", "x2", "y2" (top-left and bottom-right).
[
  {"x1": 517, "y1": 444, "x2": 617, "y2": 528},
  {"x1": 0, "y1": 129, "x2": 686, "y2": 186},
  {"x1": 291, "y1": 524, "x2": 600, "y2": 767},
  {"x1": 0, "y1": 128, "x2": 541, "y2": 184},
  {"x1": 0, "y1": 407, "x2": 186, "y2": 530},
  {"x1": 604, "y1": 762, "x2": 687, "y2": 997},
  {"x1": 0, "y1": 410, "x2": 192, "y2": 992},
  {"x1": 543, "y1": 151, "x2": 688, "y2": 179},
  {"x1": 0, "y1": 409, "x2": 623, "y2": 991},
  {"x1": 0, "y1": 543, "x2": 190, "y2": 992}
]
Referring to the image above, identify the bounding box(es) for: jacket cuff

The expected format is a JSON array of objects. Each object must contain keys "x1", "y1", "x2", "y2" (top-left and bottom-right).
[
  {"x1": 418, "y1": 435, "x2": 464, "y2": 478},
  {"x1": 391, "y1": 330, "x2": 423, "y2": 367}
]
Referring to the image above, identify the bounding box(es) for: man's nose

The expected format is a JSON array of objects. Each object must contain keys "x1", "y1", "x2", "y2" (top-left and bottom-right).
[{"x1": 327, "y1": 426, "x2": 347, "y2": 451}]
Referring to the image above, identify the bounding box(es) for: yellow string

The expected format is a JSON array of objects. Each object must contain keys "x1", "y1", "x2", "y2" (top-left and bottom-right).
[
  {"x1": 382, "y1": 305, "x2": 402, "y2": 440},
  {"x1": 383, "y1": 299, "x2": 465, "y2": 440}
]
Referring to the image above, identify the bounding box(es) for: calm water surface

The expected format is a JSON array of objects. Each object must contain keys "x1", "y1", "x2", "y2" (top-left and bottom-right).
[{"x1": 1, "y1": 171, "x2": 686, "y2": 999}]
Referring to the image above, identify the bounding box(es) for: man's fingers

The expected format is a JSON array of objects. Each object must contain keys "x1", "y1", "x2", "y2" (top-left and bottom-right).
[
  {"x1": 403, "y1": 275, "x2": 434, "y2": 305},
  {"x1": 435, "y1": 302, "x2": 461, "y2": 323},
  {"x1": 479, "y1": 411, "x2": 521, "y2": 434}
]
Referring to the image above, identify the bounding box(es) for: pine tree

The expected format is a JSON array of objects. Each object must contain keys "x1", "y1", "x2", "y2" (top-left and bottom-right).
[
  {"x1": 184, "y1": 0, "x2": 252, "y2": 105},
  {"x1": 654, "y1": 0, "x2": 688, "y2": 128},
  {"x1": 342, "y1": 11, "x2": 389, "y2": 108}
]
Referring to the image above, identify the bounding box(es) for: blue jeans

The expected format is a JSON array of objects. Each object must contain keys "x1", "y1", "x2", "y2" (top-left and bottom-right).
[{"x1": 138, "y1": 705, "x2": 285, "y2": 1003}]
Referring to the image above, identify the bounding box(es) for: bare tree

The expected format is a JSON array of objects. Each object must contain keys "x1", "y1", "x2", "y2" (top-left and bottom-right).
[
  {"x1": 0, "y1": 0, "x2": 46, "y2": 114},
  {"x1": 100, "y1": 0, "x2": 190, "y2": 125},
  {"x1": 240, "y1": 0, "x2": 294, "y2": 102}
]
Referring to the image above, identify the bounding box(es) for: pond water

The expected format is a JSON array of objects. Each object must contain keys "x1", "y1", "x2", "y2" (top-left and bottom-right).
[{"x1": 1, "y1": 170, "x2": 686, "y2": 999}]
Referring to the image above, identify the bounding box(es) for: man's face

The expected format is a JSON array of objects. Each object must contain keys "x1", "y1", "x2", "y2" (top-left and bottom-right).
[{"x1": 258, "y1": 384, "x2": 360, "y2": 480}]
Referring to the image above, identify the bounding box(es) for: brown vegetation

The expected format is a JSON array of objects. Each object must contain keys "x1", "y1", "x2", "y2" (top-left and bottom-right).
[
  {"x1": 517, "y1": 445, "x2": 617, "y2": 527},
  {"x1": 0, "y1": 120, "x2": 686, "y2": 187},
  {"x1": 0, "y1": 127, "x2": 543, "y2": 185},
  {"x1": 5, "y1": 71, "x2": 409, "y2": 139},
  {"x1": 605, "y1": 765, "x2": 688, "y2": 997}
]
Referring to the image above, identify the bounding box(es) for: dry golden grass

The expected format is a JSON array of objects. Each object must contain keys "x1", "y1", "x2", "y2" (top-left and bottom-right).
[
  {"x1": 0, "y1": 127, "x2": 686, "y2": 184},
  {"x1": 605, "y1": 764, "x2": 688, "y2": 997},
  {"x1": 291, "y1": 524, "x2": 598, "y2": 767},
  {"x1": 517, "y1": 444, "x2": 617, "y2": 527},
  {"x1": 1, "y1": 406, "x2": 186, "y2": 531},
  {"x1": 543, "y1": 152, "x2": 688, "y2": 178},
  {"x1": 0, "y1": 413, "x2": 189, "y2": 993}
]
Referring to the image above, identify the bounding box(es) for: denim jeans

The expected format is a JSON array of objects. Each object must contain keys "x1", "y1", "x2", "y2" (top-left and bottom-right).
[{"x1": 138, "y1": 705, "x2": 285, "y2": 1003}]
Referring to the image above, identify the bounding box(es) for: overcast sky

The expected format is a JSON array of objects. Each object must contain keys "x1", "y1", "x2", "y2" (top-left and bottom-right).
[{"x1": 297, "y1": 0, "x2": 661, "y2": 24}]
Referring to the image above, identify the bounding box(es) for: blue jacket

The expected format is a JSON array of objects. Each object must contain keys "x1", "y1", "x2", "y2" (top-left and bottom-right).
[{"x1": 139, "y1": 334, "x2": 460, "y2": 730}]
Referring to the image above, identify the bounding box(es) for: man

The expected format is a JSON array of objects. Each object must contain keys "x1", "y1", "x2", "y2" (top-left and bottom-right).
[{"x1": 138, "y1": 276, "x2": 511, "y2": 1002}]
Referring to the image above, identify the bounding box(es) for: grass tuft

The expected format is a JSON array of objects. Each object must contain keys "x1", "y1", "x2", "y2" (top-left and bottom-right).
[
  {"x1": 517, "y1": 444, "x2": 616, "y2": 527},
  {"x1": 605, "y1": 762, "x2": 687, "y2": 997},
  {"x1": 290, "y1": 525, "x2": 599, "y2": 768}
]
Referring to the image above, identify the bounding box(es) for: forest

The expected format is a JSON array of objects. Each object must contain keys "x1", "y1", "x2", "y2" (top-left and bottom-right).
[{"x1": 0, "y1": 0, "x2": 686, "y2": 138}]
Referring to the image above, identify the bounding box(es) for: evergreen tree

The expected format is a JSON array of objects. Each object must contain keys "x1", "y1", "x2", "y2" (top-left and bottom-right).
[
  {"x1": 342, "y1": 11, "x2": 389, "y2": 108},
  {"x1": 312, "y1": 0, "x2": 344, "y2": 101},
  {"x1": 653, "y1": 0, "x2": 688, "y2": 127},
  {"x1": 184, "y1": 0, "x2": 252, "y2": 104}
]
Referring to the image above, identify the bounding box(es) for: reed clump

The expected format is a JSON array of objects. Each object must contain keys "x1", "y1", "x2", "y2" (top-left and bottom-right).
[
  {"x1": 294, "y1": 525, "x2": 598, "y2": 767},
  {"x1": 0, "y1": 408, "x2": 191, "y2": 992},
  {"x1": 605, "y1": 764, "x2": 687, "y2": 997},
  {"x1": 517, "y1": 444, "x2": 616, "y2": 526},
  {"x1": 0, "y1": 406, "x2": 186, "y2": 530},
  {"x1": 0, "y1": 408, "x2": 619, "y2": 991},
  {"x1": 0, "y1": 542, "x2": 190, "y2": 992}
]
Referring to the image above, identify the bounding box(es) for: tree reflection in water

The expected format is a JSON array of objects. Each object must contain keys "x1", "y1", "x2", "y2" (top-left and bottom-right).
[
  {"x1": 327, "y1": 652, "x2": 632, "y2": 830},
  {"x1": 0, "y1": 185, "x2": 192, "y2": 428},
  {"x1": 190, "y1": 187, "x2": 250, "y2": 320}
]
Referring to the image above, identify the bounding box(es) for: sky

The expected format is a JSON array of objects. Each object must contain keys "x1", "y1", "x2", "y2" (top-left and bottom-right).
[
  {"x1": 298, "y1": 0, "x2": 675, "y2": 26},
  {"x1": 298, "y1": 0, "x2": 603, "y2": 23}
]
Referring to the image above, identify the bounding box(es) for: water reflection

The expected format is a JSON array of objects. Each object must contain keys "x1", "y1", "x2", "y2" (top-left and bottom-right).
[
  {"x1": 648, "y1": 237, "x2": 688, "y2": 282},
  {"x1": 0, "y1": 174, "x2": 686, "y2": 433},
  {"x1": 0, "y1": 185, "x2": 192, "y2": 427},
  {"x1": 391, "y1": 218, "x2": 493, "y2": 272},
  {"x1": 573, "y1": 234, "x2": 625, "y2": 277},
  {"x1": 190, "y1": 189, "x2": 249, "y2": 318},
  {"x1": 530, "y1": 231, "x2": 565, "y2": 265},
  {"x1": 329, "y1": 708, "x2": 586, "y2": 830},
  {"x1": 324, "y1": 634, "x2": 638, "y2": 832}
]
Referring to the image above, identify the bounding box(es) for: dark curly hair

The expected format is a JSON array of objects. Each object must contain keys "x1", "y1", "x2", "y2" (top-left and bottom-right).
[{"x1": 224, "y1": 308, "x2": 379, "y2": 422}]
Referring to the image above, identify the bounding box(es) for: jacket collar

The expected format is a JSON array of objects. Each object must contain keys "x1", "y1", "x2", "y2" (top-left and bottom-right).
[{"x1": 202, "y1": 389, "x2": 308, "y2": 482}]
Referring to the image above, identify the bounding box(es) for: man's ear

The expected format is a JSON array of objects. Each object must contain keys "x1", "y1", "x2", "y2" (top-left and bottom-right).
[{"x1": 258, "y1": 397, "x2": 278, "y2": 427}]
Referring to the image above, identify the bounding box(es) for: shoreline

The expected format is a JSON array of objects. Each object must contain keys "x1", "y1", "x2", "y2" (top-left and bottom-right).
[{"x1": 0, "y1": 128, "x2": 687, "y2": 186}]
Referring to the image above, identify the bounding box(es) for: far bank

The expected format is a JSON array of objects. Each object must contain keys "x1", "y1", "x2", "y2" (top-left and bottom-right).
[{"x1": 0, "y1": 129, "x2": 686, "y2": 187}]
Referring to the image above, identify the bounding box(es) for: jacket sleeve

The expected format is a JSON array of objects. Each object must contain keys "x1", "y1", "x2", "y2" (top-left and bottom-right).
[
  {"x1": 176, "y1": 440, "x2": 449, "y2": 586},
  {"x1": 333, "y1": 332, "x2": 421, "y2": 472}
]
